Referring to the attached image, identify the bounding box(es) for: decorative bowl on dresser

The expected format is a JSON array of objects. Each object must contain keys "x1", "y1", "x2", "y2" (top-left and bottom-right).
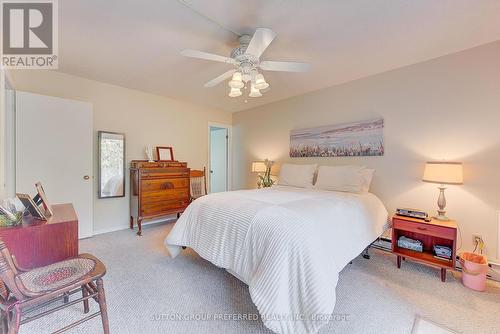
[{"x1": 130, "y1": 160, "x2": 190, "y2": 236}]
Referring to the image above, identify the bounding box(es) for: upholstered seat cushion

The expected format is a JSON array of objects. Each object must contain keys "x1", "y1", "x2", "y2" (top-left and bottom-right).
[{"x1": 18, "y1": 258, "x2": 96, "y2": 293}]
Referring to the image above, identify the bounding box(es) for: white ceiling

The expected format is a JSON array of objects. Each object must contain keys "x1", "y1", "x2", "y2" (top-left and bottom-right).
[{"x1": 58, "y1": 0, "x2": 500, "y2": 112}]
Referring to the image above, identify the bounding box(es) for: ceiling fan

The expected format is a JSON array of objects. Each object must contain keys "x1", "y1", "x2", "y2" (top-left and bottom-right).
[{"x1": 181, "y1": 28, "x2": 310, "y2": 98}]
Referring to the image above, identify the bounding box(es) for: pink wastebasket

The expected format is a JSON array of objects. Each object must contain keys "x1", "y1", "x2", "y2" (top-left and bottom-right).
[{"x1": 460, "y1": 252, "x2": 488, "y2": 291}]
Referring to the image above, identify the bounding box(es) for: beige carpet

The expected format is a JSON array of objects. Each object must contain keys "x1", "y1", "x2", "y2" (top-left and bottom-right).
[{"x1": 20, "y1": 221, "x2": 500, "y2": 334}]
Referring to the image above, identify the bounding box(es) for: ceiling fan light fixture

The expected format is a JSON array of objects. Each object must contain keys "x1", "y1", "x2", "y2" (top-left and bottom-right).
[
  {"x1": 228, "y1": 72, "x2": 244, "y2": 89},
  {"x1": 229, "y1": 87, "x2": 242, "y2": 97},
  {"x1": 254, "y1": 73, "x2": 269, "y2": 90},
  {"x1": 181, "y1": 28, "x2": 310, "y2": 101},
  {"x1": 250, "y1": 69, "x2": 258, "y2": 85},
  {"x1": 249, "y1": 84, "x2": 262, "y2": 98}
]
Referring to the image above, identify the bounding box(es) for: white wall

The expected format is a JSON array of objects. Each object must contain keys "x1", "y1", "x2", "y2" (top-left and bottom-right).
[
  {"x1": 8, "y1": 70, "x2": 231, "y2": 234},
  {"x1": 233, "y1": 41, "x2": 500, "y2": 257}
]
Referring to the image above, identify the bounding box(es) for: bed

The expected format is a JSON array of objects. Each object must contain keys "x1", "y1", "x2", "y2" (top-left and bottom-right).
[{"x1": 165, "y1": 185, "x2": 388, "y2": 334}]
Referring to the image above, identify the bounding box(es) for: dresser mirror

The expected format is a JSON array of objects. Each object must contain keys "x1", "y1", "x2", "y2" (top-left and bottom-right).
[{"x1": 98, "y1": 131, "x2": 126, "y2": 198}]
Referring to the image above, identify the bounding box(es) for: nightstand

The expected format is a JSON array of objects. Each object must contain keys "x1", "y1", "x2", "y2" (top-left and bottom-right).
[{"x1": 391, "y1": 215, "x2": 457, "y2": 282}]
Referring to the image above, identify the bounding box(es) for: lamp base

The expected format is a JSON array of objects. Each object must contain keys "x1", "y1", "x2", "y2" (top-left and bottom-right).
[
  {"x1": 434, "y1": 214, "x2": 450, "y2": 221},
  {"x1": 434, "y1": 186, "x2": 450, "y2": 221}
]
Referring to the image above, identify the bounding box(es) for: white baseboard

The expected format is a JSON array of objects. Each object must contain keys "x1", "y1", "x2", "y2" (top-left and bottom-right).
[
  {"x1": 92, "y1": 217, "x2": 176, "y2": 236},
  {"x1": 92, "y1": 225, "x2": 129, "y2": 236}
]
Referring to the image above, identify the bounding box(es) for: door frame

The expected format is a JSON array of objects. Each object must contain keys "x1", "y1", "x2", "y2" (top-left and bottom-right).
[{"x1": 207, "y1": 122, "x2": 232, "y2": 193}]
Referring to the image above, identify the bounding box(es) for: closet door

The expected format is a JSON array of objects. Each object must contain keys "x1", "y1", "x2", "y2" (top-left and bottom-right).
[{"x1": 16, "y1": 91, "x2": 93, "y2": 238}]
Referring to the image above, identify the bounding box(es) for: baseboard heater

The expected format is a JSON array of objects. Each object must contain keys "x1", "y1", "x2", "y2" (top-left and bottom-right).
[
  {"x1": 369, "y1": 238, "x2": 500, "y2": 282},
  {"x1": 370, "y1": 237, "x2": 392, "y2": 252}
]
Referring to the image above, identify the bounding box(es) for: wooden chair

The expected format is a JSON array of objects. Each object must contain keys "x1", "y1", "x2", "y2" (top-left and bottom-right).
[
  {"x1": 190, "y1": 167, "x2": 208, "y2": 201},
  {"x1": 0, "y1": 238, "x2": 109, "y2": 334}
]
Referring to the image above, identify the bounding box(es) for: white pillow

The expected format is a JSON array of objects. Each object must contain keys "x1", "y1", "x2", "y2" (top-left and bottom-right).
[
  {"x1": 278, "y1": 163, "x2": 317, "y2": 188},
  {"x1": 360, "y1": 169, "x2": 375, "y2": 193},
  {"x1": 314, "y1": 165, "x2": 366, "y2": 193}
]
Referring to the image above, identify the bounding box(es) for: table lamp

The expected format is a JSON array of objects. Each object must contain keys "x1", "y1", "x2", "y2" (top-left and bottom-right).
[
  {"x1": 422, "y1": 161, "x2": 463, "y2": 221},
  {"x1": 251, "y1": 159, "x2": 274, "y2": 188}
]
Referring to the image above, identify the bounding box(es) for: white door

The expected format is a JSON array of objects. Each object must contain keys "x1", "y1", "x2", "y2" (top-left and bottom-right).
[
  {"x1": 16, "y1": 91, "x2": 93, "y2": 238},
  {"x1": 209, "y1": 127, "x2": 228, "y2": 193}
]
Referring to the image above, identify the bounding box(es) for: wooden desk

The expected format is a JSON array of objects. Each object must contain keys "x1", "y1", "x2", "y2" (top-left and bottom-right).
[
  {"x1": 0, "y1": 203, "x2": 78, "y2": 269},
  {"x1": 392, "y1": 215, "x2": 457, "y2": 282}
]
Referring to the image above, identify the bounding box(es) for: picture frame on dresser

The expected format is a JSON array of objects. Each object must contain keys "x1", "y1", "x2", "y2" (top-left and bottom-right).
[
  {"x1": 16, "y1": 193, "x2": 47, "y2": 220},
  {"x1": 156, "y1": 146, "x2": 175, "y2": 161},
  {"x1": 35, "y1": 182, "x2": 54, "y2": 216}
]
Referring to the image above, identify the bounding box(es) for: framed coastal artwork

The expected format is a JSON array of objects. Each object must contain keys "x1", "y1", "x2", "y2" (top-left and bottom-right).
[{"x1": 290, "y1": 118, "x2": 384, "y2": 157}]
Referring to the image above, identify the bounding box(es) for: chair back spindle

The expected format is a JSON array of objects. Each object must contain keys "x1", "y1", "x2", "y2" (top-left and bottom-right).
[
  {"x1": 0, "y1": 238, "x2": 24, "y2": 300},
  {"x1": 190, "y1": 167, "x2": 208, "y2": 201}
]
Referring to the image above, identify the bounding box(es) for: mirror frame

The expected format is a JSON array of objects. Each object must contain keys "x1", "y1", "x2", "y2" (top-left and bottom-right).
[{"x1": 98, "y1": 131, "x2": 126, "y2": 199}]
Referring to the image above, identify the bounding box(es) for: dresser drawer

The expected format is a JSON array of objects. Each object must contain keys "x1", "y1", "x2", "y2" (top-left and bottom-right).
[
  {"x1": 141, "y1": 199, "x2": 188, "y2": 216},
  {"x1": 141, "y1": 178, "x2": 189, "y2": 191},
  {"x1": 141, "y1": 188, "x2": 189, "y2": 203},
  {"x1": 140, "y1": 169, "x2": 189, "y2": 179},
  {"x1": 393, "y1": 218, "x2": 455, "y2": 239}
]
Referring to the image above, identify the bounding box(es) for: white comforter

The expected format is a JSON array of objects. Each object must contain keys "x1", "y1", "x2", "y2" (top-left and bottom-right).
[{"x1": 165, "y1": 186, "x2": 388, "y2": 334}]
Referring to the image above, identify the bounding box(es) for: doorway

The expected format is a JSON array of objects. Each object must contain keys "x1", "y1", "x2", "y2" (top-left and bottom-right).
[{"x1": 208, "y1": 124, "x2": 230, "y2": 193}]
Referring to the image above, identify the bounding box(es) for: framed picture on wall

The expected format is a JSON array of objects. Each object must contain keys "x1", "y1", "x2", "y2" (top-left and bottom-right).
[
  {"x1": 156, "y1": 147, "x2": 175, "y2": 161},
  {"x1": 290, "y1": 118, "x2": 384, "y2": 157}
]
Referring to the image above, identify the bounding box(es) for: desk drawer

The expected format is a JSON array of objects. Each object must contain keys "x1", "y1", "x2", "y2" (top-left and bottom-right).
[{"x1": 393, "y1": 219, "x2": 455, "y2": 239}]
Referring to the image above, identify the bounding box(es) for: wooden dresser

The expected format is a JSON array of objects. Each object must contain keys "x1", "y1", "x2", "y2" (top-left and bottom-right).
[
  {"x1": 0, "y1": 203, "x2": 78, "y2": 269},
  {"x1": 130, "y1": 161, "x2": 190, "y2": 235}
]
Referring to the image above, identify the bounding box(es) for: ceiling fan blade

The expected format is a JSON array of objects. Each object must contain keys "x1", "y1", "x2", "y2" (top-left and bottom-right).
[
  {"x1": 181, "y1": 49, "x2": 236, "y2": 64},
  {"x1": 245, "y1": 28, "x2": 276, "y2": 59},
  {"x1": 204, "y1": 69, "x2": 236, "y2": 88},
  {"x1": 260, "y1": 60, "x2": 311, "y2": 72}
]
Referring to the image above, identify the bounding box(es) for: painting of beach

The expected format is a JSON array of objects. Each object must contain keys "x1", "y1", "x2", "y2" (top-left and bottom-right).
[{"x1": 290, "y1": 118, "x2": 384, "y2": 157}]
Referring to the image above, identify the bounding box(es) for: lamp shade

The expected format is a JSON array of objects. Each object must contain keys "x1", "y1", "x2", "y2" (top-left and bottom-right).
[
  {"x1": 251, "y1": 162, "x2": 267, "y2": 173},
  {"x1": 229, "y1": 72, "x2": 244, "y2": 89},
  {"x1": 249, "y1": 84, "x2": 262, "y2": 98},
  {"x1": 422, "y1": 162, "x2": 463, "y2": 185},
  {"x1": 229, "y1": 87, "x2": 242, "y2": 97},
  {"x1": 254, "y1": 73, "x2": 269, "y2": 90}
]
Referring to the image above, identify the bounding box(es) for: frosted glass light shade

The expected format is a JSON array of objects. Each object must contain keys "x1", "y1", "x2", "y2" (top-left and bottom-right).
[
  {"x1": 249, "y1": 84, "x2": 262, "y2": 97},
  {"x1": 228, "y1": 72, "x2": 244, "y2": 89},
  {"x1": 422, "y1": 162, "x2": 463, "y2": 185},
  {"x1": 229, "y1": 87, "x2": 242, "y2": 97},
  {"x1": 251, "y1": 162, "x2": 267, "y2": 173},
  {"x1": 254, "y1": 73, "x2": 269, "y2": 90}
]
